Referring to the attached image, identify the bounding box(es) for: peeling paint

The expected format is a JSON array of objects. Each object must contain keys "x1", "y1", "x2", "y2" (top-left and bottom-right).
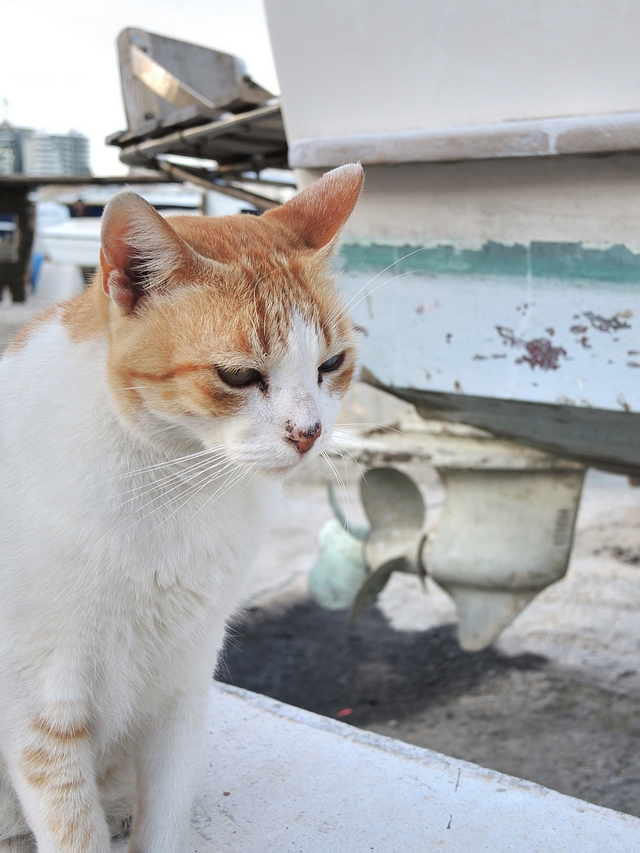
[
  {"x1": 584, "y1": 311, "x2": 631, "y2": 333},
  {"x1": 496, "y1": 326, "x2": 568, "y2": 370},
  {"x1": 342, "y1": 253, "x2": 640, "y2": 417},
  {"x1": 415, "y1": 301, "x2": 439, "y2": 314},
  {"x1": 617, "y1": 395, "x2": 632, "y2": 412}
]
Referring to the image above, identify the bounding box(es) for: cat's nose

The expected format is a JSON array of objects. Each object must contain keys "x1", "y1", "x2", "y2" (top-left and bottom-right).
[{"x1": 287, "y1": 422, "x2": 322, "y2": 455}]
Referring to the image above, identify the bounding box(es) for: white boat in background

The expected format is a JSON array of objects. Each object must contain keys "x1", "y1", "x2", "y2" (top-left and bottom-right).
[
  {"x1": 31, "y1": 184, "x2": 212, "y2": 303},
  {"x1": 39, "y1": 218, "x2": 101, "y2": 268}
]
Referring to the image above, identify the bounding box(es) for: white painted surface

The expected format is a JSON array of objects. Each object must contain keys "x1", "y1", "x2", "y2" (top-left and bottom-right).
[
  {"x1": 290, "y1": 111, "x2": 640, "y2": 168},
  {"x1": 300, "y1": 157, "x2": 640, "y2": 248},
  {"x1": 265, "y1": 0, "x2": 640, "y2": 144},
  {"x1": 112, "y1": 683, "x2": 640, "y2": 852}
]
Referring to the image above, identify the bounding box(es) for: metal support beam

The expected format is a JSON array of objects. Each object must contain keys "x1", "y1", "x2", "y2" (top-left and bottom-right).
[{"x1": 156, "y1": 160, "x2": 282, "y2": 210}]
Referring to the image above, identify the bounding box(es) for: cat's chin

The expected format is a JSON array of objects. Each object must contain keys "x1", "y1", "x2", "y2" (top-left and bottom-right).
[{"x1": 258, "y1": 462, "x2": 301, "y2": 480}]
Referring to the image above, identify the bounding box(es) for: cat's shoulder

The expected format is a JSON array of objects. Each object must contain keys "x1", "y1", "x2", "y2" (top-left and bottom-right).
[{"x1": 4, "y1": 282, "x2": 107, "y2": 358}]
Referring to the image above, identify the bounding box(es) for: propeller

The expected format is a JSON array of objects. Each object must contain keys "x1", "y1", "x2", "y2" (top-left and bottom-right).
[
  {"x1": 308, "y1": 467, "x2": 427, "y2": 618},
  {"x1": 310, "y1": 417, "x2": 586, "y2": 651}
]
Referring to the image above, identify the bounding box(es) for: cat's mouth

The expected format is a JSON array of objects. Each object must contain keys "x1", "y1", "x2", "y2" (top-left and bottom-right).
[{"x1": 259, "y1": 461, "x2": 302, "y2": 479}]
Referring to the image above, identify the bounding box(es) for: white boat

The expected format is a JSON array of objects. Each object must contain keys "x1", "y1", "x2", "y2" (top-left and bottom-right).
[
  {"x1": 264, "y1": 0, "x2": 640, "y2": 475},
  {"x1": 32, "y1": 184, "x2": 207, "y2": 303}
]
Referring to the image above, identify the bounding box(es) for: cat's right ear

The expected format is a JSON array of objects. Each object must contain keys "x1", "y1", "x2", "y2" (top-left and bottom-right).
[{"x1": 100, "y1": 192, "x2": 190, "y2": 314}]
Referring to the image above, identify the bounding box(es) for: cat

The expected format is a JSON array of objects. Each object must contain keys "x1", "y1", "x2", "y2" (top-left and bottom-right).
[{"x1": 0, "y1": 163, "x2": 363, "y2": 853}]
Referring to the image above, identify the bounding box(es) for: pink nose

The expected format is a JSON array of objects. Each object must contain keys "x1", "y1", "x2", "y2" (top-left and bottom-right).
[{"x1": 287, "y1": 422, "x2": 322, "y2": 455}]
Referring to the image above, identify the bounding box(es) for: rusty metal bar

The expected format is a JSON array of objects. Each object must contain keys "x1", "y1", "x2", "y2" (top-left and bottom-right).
[{"x1": 156, "y1": 161, "x2": 282, "y2": 210}]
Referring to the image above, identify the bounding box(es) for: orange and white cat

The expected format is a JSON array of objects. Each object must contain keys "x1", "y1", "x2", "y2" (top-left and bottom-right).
[{"x1": 0, "y1": 164, "x2": 363, "y2": 853}]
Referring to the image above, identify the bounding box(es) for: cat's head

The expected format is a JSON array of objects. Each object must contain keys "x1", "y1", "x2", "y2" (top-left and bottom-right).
[{"x1": 99, "y1": 164, "x2": 363, "y2": 476}]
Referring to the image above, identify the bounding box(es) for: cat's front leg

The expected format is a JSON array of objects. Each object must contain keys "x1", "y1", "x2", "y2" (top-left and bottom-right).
[
  {"x1": 127, "y1": 688, "x2": 207, "y2": 853},
  {"x1": 6, "y1": 708, "x2": 110, "y2": 853}
]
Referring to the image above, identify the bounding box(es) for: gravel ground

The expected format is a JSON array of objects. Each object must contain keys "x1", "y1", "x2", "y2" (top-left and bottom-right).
[{"x1": 219, "y1": 465, "x2": 640, "y2": 818}]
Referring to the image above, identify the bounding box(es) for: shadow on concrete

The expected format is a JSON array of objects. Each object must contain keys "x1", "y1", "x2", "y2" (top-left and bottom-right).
[{"x1": 218, "y1": 598, "x2": 545, "y2": 726}]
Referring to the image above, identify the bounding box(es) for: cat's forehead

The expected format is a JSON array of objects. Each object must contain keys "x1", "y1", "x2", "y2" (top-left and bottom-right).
[
  {"x1": 176, "y1": 272, "x2": 347, "y2": 363},
  {"x1": 162, "y1": 215, "x2": 347, "y2": 352},
  {"x1": 168, "y1": 213, "x2": 302, "y2": 266}
]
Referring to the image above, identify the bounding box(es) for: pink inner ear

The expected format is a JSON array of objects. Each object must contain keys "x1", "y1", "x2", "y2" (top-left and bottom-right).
[
  {"x1": 265, "y1": 163, "x2": 364, "y2": 250},
  {"x1": 102, "y1": 217, "x2": 136, "y2": 275},
  {"x1": 100, "y1": 192, "x2": 191, "y2": 313},
  {"x1": 101, "y1": 192, "x2": 159, "y2": 275}
]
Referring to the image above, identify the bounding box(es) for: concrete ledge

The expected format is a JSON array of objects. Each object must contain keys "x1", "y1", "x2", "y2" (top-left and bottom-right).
[
  {"x1": 115, "y1": 682, "x2": 640, "y2": 851},
  {"x1": 289, "y1": 111, "x2": 640, "y2": 168}
]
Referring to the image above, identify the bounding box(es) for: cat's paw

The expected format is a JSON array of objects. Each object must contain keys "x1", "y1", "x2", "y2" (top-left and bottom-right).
[{"x1": 0, "y1": 834, "x2": 36, "y2": 853}]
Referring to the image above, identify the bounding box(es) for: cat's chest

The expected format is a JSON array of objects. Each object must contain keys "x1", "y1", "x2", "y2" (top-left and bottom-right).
[
  {"x1": 102, "y1": 458, "x2": 278, "y2": 587},
  {"x1": 85, "y1": 469, "x2": 280, "y2": 730}
]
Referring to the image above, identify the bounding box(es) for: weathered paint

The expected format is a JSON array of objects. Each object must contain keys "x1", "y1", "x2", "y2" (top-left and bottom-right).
[
  {"x1": 340, "y1": 241, "x2": 640, "y2": 283},
  {"x1": 339, "y1": 265, "x2": 640, "y2": 409},
  {"x1": 337, "y1": 244, "x2": 640, "y2": 470}
]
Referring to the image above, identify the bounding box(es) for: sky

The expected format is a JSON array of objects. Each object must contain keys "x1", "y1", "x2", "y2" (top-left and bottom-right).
[{"x1": 1, "y1": 0, "x2": 279, "y2": 175}]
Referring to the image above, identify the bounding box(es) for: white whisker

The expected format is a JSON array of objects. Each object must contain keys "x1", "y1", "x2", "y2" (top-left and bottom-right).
[
  {"x1": 109, "y1": 447, "x2": 227, "y2": 481},
  {"x1": 105, "y1": 455, "x2": 236, "y2": 511},
  {"x1": 123, "y1": 462, "x2": 241, "y2": 539},
  {"x1": 327, "y1": 444, "x2": 366, "y2": 478},
  {"x1": 180, "y1": 462, "x2": 258, "y2": 530},
  {"x1": 326, "y1": 246, "x2": 427, "y2": 327},
  {"x1": 321, "y1": 450, "x2": 350, "y2": 526},
  {"x1": 146, "y1": 462, "x2": 248, "y2": 537},
  {"x1": 334, "y1": 269, "x2": 424, "y2": 325}
]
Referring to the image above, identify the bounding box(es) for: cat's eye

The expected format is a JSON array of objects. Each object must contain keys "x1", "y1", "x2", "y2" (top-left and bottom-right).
[
  {"x1": 318, "y1": 352, "x2": 345, "y2": 385},
  {"x1": 216, "y1": 366, "x2": 263, "y2": 388},
  {"x1": 319, "y1": 353, "x2": 345, "y2": 373}
]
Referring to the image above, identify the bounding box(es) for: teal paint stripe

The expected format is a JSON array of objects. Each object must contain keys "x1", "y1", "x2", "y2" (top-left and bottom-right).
[
  {"x1": 339, "y1": 241, "x2": 640, "y2": 283},
  {"x1": 530, "y1": 242, "x2": 640, "y2": 282}
]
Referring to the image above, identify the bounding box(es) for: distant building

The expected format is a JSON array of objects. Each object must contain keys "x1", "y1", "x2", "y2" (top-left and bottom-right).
[
  {"x1": 0, "y1": 123, "x2": 90, "y2": 176},
  {"x1": 0, "y1": 123, "x2": 19, "y2": 174}
]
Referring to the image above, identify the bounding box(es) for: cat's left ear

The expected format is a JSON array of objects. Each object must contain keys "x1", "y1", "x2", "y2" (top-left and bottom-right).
[{"x1": 263, "y1": 163, "x2": 364, "y2": 252}]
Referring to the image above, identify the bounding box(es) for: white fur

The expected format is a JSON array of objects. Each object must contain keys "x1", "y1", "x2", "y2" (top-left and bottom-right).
[{"x1": 0, "y1": 310, "x2": 340, "y2": 852}]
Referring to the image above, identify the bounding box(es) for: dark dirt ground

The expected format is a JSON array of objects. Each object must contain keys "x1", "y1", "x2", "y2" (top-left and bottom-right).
[{"x1": 218, "y1": 596, "x2": 640, "y2": 819}]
